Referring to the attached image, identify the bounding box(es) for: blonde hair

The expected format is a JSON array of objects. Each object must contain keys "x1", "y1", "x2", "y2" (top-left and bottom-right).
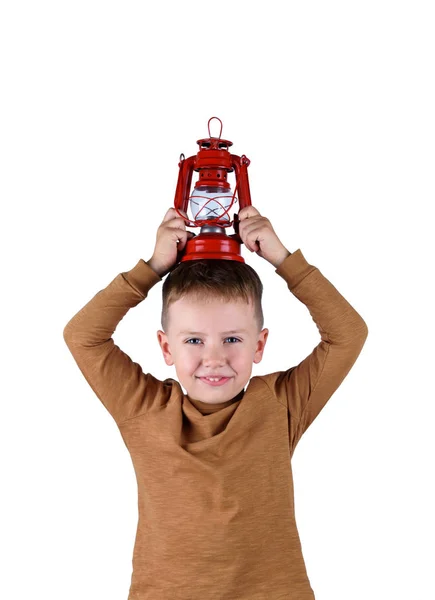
[{"x1": 161, "y1": 259, "x2": 264, "y2": 333}]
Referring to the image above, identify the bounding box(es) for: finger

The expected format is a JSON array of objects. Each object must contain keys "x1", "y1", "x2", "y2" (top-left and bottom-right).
[
  {"x1": 238, "y1": 206, "x2": 261, "y2": 221},
  {"x1": 246, "y1": 239, "x2": 260, "y2": 253},
  {"x1": 168, "y1": 207, "x2": 189, "y2": 221},
  {"x1": 241, "y1": 224, "x2": 263, "y2": 252},
  {"x1": 164, "y1": 228, "x2": 185, "y2": 251},
  {"x1": 238, "y1": 215, "x2": 263, "y2": 232},
  {"x1": 245, "y1": 236, "x2": 260, "y2": 252},
  {"x1": 165, "y1": 205, "x2": 190, "y2": 227},
  {"x1": 175, "y1": 229, "x2": 194, "y2": 252},
  {"x1": 163, "y1": 216, "x2": 188, "y2": 230},
  {"x1": 162, "y1": 207, "x2": 178, "y2": 222},
  {"x1": 238, "y1": 216, "x2": 266, "y2": 240}
]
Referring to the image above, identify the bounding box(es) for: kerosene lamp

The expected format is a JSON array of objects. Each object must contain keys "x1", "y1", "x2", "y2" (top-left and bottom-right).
[{"x1": 173, "y1": 117, "x2": 252, "y2": 263}]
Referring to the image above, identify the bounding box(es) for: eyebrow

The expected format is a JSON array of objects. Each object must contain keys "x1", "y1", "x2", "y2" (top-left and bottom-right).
[{"x1": 178, "y1": 329, "x2": 249, "y2": 336}]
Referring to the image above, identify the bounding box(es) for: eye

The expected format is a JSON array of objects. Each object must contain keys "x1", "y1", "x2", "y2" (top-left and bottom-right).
[{"x1": 184, "y1": 337, "x2": 241, "y2": 344}]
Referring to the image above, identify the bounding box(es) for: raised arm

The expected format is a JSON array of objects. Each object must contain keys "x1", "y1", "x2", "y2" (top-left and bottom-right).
[
  {"x1": 63, "y1": 259, "x2": 165, "y2": 425},
  {"x1": 262, "y1": 249, "x2": 368, "y2": 453}
]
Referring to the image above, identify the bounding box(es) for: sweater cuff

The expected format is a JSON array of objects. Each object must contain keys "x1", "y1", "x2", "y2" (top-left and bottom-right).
[
  {"x1": 275, "y1": 249, "x2": 317, "y2": 289},
  {"x1": 121, "y1": 259, "x2": 162, "y2": 297}
]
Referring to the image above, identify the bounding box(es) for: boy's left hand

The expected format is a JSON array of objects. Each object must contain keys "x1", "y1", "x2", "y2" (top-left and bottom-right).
[{"x1": 237, "y1": 206, "x2": 291, "y2": 268}]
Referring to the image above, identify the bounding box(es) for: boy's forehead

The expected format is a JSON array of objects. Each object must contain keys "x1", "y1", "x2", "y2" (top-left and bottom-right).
[{"x1": 169, "y1": 296, "x2": 256, "y2": 332}]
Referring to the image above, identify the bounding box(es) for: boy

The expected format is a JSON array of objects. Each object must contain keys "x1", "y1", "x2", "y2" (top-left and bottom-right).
[{"x1": 63, "y1": 205, "x2": 368, "y2": 599}]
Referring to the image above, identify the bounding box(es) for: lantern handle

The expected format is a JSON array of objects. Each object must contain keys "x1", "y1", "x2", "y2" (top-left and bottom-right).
[{"x1": 208, "y1": 116, "x2": 223, "y2": 140}]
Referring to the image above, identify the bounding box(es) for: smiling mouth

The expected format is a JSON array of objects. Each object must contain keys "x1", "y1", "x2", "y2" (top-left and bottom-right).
[{"x1": 196, "y1": 376, "x2": 232, "y2": 386}]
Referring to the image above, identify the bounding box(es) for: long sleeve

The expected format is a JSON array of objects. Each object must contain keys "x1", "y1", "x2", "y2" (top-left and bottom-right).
[
  {"x1": 262, "y1": 249, "x2": 368, "y2": 453},
  {"x1": 63, "y1": 259, "x2": 166, "y2": 425}
]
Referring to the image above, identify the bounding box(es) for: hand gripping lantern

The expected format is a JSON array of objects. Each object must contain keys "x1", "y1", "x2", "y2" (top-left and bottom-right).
[{"x1": 173, "y1": 116, "x2": 252, "y2": 263}]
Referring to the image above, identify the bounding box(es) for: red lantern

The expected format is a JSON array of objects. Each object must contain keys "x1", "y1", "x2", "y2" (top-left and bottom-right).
[{"x1": 173, "y1": 117, "x2": 252, "y2": 263}]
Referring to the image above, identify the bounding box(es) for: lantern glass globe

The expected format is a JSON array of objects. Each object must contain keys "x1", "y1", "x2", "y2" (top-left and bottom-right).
[{"x1": 189, "y1": 185, "x2": 237, "y2": 222}]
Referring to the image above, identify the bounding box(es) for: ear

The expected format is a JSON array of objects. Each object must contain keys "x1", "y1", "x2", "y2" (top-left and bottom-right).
[
  {"x1": 157, "y1": 330, "x2": 174, "y2": 366},
  {"x1": 253, "y1": 328, "x2": 269, "y2": 364}
]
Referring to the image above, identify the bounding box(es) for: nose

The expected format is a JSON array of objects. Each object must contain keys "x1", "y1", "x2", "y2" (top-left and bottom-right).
[{"x1": 202, "y1": 345, "x2": 226, "y2": 368}]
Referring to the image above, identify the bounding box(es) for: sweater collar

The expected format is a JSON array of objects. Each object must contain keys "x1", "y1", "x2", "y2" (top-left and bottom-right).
[{"x1": 186, "y1": 388, "x2": 245, "y2": 414}]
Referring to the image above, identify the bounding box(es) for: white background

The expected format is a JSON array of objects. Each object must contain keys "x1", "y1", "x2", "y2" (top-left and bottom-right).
[{"x1": 1, "y1": 1, "x2": 434, "y2": 599}]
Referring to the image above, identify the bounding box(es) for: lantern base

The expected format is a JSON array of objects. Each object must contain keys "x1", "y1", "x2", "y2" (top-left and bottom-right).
[{"x1": 180, "y1": 232, "x2": 245, "y2": 263}]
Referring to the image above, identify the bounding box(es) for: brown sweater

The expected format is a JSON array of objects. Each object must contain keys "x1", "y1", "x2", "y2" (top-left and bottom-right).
[{"x1": 63, "y1": 249, "x2": 368, "y2": 600}]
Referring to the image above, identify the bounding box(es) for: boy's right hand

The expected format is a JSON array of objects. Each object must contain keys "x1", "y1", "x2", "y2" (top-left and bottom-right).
[{"x1": 147, "y1": 208, "x2": 195, "y2": 277}]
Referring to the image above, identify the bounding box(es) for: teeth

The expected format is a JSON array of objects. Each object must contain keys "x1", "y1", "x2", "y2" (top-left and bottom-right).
[{"x1": 206, "y1": 377, "x2": 223, "y2": 381}]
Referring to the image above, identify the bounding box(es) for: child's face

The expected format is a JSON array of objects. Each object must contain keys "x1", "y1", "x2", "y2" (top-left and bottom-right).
[{"x1": 157, "y1": 295, "x2": 269, "y2": 404}]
